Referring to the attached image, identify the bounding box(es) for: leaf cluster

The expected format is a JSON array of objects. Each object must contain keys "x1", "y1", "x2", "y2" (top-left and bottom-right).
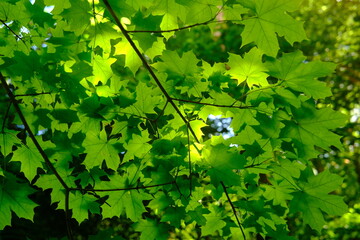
[{"x1": 0, "y1": 0, "x2": 348, "y2": 239}]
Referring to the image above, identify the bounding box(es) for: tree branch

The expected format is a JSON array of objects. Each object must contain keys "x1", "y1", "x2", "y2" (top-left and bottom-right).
[
  {"x1": 0, "y1": 73, "x2": 69, "y2": 190},
  {"x1": 171, "y1": 97, "x2": 253, "y2": 109},
  {"x1": 220, "y1": 181, "x2": 246, "y2": 240},
  {"x1": 14, "y1": 92, "x2": 52, "y2": 97},
  {"x1": 0, "y1": 19, "x2": 27, "y2": 46},
  {"x1": 102, "y1": 0, "x2": 200, "y2": 143},
  {"x1": 69, "y1": 180, "x2": 175, "y2": 192}
]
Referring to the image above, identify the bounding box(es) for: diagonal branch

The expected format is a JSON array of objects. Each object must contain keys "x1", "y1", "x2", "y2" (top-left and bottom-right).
[
  {"x1": 0, "y1": 19, "x2": 27, "y2": 46},
  {"x1": 1, "y1": 72, "x2": 73, "y2": 239},
  {"x1": 0, "y1": 73, "x2": 69, "y2": 190},
  {"x1": 220, "y1": 181, "x2": 246, "y2": 240},
  {"x1": 102, "y1": 0, "x2": 200, "y2": 143}
]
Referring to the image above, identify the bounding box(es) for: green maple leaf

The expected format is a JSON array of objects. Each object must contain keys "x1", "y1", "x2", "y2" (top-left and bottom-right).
[
  {"x1": 201, "y1": 205, "x2": 226, "y2": 236},
  {"x1": 133, "y1": 218, "x2": 170, "y2": 240},
  {"x1": 152, "y1": 50, "x2": 200, "y2": 76},
  {"x1": 44, "y1": 0, "x2": 71, "y2": 14},
  {"x1": 227, "y1": 48, "x2": 269, "y2": 87},
  {"x1": 148, "y1": 0, "x2": 187, "y2": 39},
  {"x1": 161, "y1": 206, "x2": 186, "y2": 227},
  {"x1": 114, "y1": 39, "x2": 142, "y2": 75},
  {"x1": 269, "y1": 158, "x2": 305, "y2": 189},
  {"x1": 266, "y1": 51, "x2": 336, "y2": 98},
  {"x1": 290, "y1": 170, "x2": 348, "y2": 232},
  {"x1": 102, "y1": 190, "x2": 151, "y2": 221},
  {"x1": 204, "y1": 143, "x2": 245, "y2": 186},
  {"x1": 91, "y1": 55, "x2": 117, "y2": 85},
  {"x1": 241, "y1": 0, "x2": 307, "y2": 56},
  {"x1": 0, "y1": 1, "x2": 28, "y2": 22},
  {"x1": 35, "y1": 156, "x2": 76, "y2": 207},
  {"x1": 70, "y1": 192, "x2": 100, "y2": 223},
  {"x1": 123, "y1": 131, "x2": 152, "y2": 162},
  {"x1": 0, "y1": 130, "x2": 20, "y2": 156},
  {"x1": 0, "y1": 174, "x2": 38, "y2": 229},
  {"x1": 83, "y1": 130, "x2": 123, "y2": 170},
  {"x1": 61, "y1": 0, "x2": 91, "y2": 35},
  {"x1": 223, "y1": 4, "x2": 247, "y2": 21},
  {"x1": 89, "y1": 22, "x2": 121, "y2": 56},
  {"x1": 181, "y1": 0, "x2": 220, "y2": 25},
  {"x1": 35, "y1": 173, "x2": 66, "y2": 205},
  {"x1": 263, "y1": 180, "x2": 294, "y2": 207},
  {"x1": 24, "y1": 0, "x2": 55, "y2": 27},
  {"x1": 124, "y1": 81, "x2": 163, "y2": 115},
  {"x1": 11, "y1": 137, "x2": 55, "y2": 181},
  {"x1": 131, "y1": 12, "x2": 162, "y2": 50},
  {"x1": 282, "y1": 102, "x2": 347, "y2": 160},
  {"x1": 124, "y1": 190, "x2": 152, "y2": 221}
]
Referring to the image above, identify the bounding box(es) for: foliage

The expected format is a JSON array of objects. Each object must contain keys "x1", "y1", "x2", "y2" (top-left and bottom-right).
[
  {"x1": 281, "y1": 0, "x2": 360, "y2": 239},
  {"x1": 0, "y1": 0, "x2": 349, "y2": 239}
]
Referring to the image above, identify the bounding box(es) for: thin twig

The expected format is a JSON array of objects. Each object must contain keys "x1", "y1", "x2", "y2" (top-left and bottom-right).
[
  {"x1": 126, "y1": 3, "x2": 229, "y2": 34},
  {"x1": 171, "y1": 97, "x2": 253, "y2": 109},
  {"x1": 69, "y1": 180, "x2": 175, "y2": 192},
  {"x1": 220, "y1": 181, "x2": 246, "y2": 240},
  {"x1": 186, "y1": 122, "x2": 192, "y2": 197},
  {"x1": 0, "y1": 19, "x2": 27, "y2": 46},
  {"x1": 14, "y1": 92, "x2": 52, "y2": 97},
  {"x1": 101, "y1": 0, "x2": 200, "y2": 143},
  {"x1": 1, "y1": 102, "x2": 12, "y2": 132}
]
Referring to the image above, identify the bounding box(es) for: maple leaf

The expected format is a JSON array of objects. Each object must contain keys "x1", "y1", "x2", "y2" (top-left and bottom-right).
[
  {"x1": 227, "y1": 48, "x2": 269, "y2": 87},
  {"x1": 0, "y1": 174, "x2": 38, "y2": 229},
  {"x1": 61, "y1": 0, "x2": 92, "y2": 35},
  {"x1": 152, "y1": 50, "x2": 200, "y2": 76},
  {"x1": 266, "y1": 51, "x2": 336, "y2": 98},
  {"x1": 0, "y1": 130, "x2": 21, "y2": 156},
  {"x1": 134, "y1": 218, "x2": 170, "y2": 240},
  {"x1": 241, "y1": 0, "x2": 307, "y2": 56},
  {"x1": 91, "y1": 55, "x2": 117, "y2": 85},
  {"x1": 83, "y1": 130, "x2": 123, "y2": 170},
  {"x1": 70, "y1": 192, "x2": 100, "y2": 223},
  {"x1": 290, "y1": 170, "x2": 348, "y2": 232},
  {"x1": 0, "y1": 0, "x2": 349, "y2": 238},
  {"x1": 123, "y1": 131, "x2": 152, "y2": 162},
  {"x1": 123, "y1": 81, "x2": 163, "y2": 115},
  {"x1": 204, "y1": 143, "x2": 245, "y2": 186},
  {"x1": 114, "y1": 39, "x2": 143, "y2": 75},
  {"x1": 89, "y1": 22, "x2": 121, "y2": 56},
  {"x1": 201, "y1": 205, "x2": 226, "y2": 236},
  {"x1": 11, "y1": 137, "x2": 55, "y2": 181},
  {"x1": 281, "y1": 101, "x2": 347, "y2": 160}
]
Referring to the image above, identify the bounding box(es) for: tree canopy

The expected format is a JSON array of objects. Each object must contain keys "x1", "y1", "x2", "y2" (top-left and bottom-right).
[{"x1": 0, "y1": 0, "x2": 350, "y2": 239}]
